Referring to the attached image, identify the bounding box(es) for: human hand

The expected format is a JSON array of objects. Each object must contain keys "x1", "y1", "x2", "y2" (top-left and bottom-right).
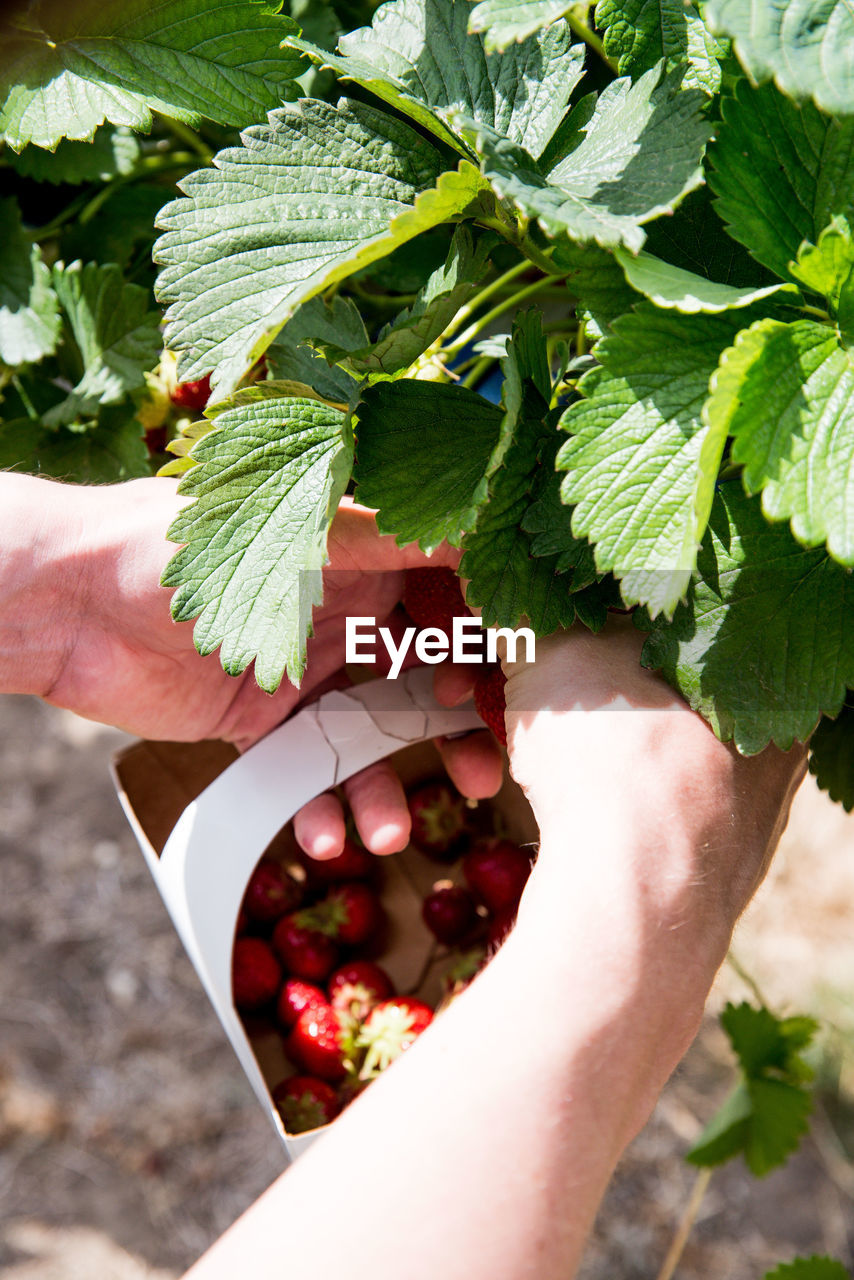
[{"x1": 0, "y1": 474, "x2": 501, "y2": 857}]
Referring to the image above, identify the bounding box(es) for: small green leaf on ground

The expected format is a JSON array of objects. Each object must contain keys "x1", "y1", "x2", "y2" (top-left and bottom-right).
[
  {"x1": 687, "y1": 1002, "x2": 817, "y2": 1177},
  {"x1": 764, "y1": 1257, "x2": 852, "y2": 1279}
]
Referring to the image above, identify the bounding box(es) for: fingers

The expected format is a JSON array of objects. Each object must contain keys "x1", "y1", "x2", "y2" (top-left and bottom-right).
[
  {"x1": 328, "y1": 498, "x2": 461, "y2": 573},
  {"x1": 435, "y1": 731, "x2": 504, "y2": 799},
  {"x1": 343, "y1": 760, "x2": 411, "y2": 856},
  {"x1": 294, "y1": 760, "x2": 413, "y2": 860},
  {"x1": 293, "y1": 792, "x2": 348, "y2": 860},
  {"x1": 433, "y1": 660, "x2": 477, "y2": 707}
]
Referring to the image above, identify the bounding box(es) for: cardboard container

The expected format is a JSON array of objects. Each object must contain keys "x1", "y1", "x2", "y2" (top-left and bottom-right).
[{"x1": 112, "y1": 667, "x2": 536, "y2": 1163}]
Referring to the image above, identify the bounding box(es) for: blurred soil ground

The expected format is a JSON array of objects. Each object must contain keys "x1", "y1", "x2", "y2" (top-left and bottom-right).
[{"x1": 1, "y1": 694, "x2": 852, "y2": 1279}]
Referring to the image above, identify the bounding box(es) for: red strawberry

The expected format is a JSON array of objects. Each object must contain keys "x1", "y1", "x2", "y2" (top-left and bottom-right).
[
  {"x1": 272, "y1": 914, "x2": 338, "y2": 982},
  {"x1": 463, "y1": 838, "x2": 532, "y2": 913},
  {"x1": 272, "y1": 1075, "x2": 340, "y2": 1134},
  {"x1": 486, "y1": 907, "x2": 516, "y2": 952},
  {"x1": 287, "y1": 1006, "x2": 351, "y2": 1082},
  {"x1": 243, "y1": 858, "x2": 301, "y2": 924},
  {"x1": 277, "y1": 978, "x2": 329, "y2": 1030},
  {"x1": 232, "y1": 937, "x2": 282, "y2": 1011},
  {"x1": 473, "y1": 665, "x2": 507, "y2": 745},
  {"x1": 408, "y1": 780, "x2": 468, "y2": 861},
  {"x1": 297, "y1": 837, "x2": 375, "y2": 886},
  {"x1": 357, "y1": 997, "x2": 434, "y2": 1079},
  {"x1": 325, "y1": 883, "x2": 385, "y2": 946},
  {"x1": 144, "y1": 425, "x2": 168, "y2": 457},
  {"x1": 422, "y1": 884, "x2": 478, "y2": 945},
  {"x1": 403, "y1": 567, "x2": 466, "y2": 632},
  {"x1": 328, "y1": 960, "x2": 394, "y2": 1019},
  {"x1": 170, "y1": 375, "x2": 211, "y2": 411}
]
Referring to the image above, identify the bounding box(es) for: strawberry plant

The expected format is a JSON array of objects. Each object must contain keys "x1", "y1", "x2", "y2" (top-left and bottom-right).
[{"x1": 5, "y1": 1, "x2": 854, "y2": 806}]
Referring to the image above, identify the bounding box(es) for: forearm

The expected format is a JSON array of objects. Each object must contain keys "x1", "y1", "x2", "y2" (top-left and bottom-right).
[{"x1": 184, "y1": 816, "x2": 723, "y2": 1280}]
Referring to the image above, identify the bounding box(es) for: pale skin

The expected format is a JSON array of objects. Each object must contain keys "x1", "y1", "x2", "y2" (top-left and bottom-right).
[
  {"x1": 0, "y1": 472, "x2": 806, "y2": 1278},
  {"x1": 0, "y1": 471, "x2": 503, "y2": 855}
]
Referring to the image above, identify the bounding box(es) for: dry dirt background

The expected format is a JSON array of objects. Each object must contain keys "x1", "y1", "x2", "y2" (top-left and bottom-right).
[{"x1": 1, "y1": 692, "x2": 852, "y2": 1279}]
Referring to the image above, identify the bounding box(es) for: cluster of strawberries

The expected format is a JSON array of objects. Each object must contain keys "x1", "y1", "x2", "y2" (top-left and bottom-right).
[{"x1": 231, "y1": 776, "x2": 533, "y2": 1136}]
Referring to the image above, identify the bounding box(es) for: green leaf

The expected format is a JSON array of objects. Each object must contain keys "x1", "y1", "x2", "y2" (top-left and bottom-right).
[
  {"x1": 613, "y1": 248, "x2": 788, "y2": 314},
  {"x1": 0, "y1": 408, "x2": 150, "y2": 482},
  {"x1": 59, "y1": 184, "x2": 167, "y2": 269},
  {"x1": 460, "y1": 312, "x2": 577, "y2": 631},
  {"x1": 45, "y1": 261, "x2": 161, "y2": 426},
  {"x1": 0, "y1": 199, "x2": 60, "y2": 366},
  {"x1": 288, "y1": 0, "x2": 585, "y2": 160},
  {"x1": 467, "y1": 0, "x2": 574, "y2": 53},
  {"x1": 789, "y1": 218, "x2": 854, "y2": 348},
  {"x1": 596, "y1": 0, "x2": 726, "y2": 93},
  {"x1": 522, "y1": 462, "x2": 598, "y2": 584},
  {"x1": 764, "y1": 1258, "x2": 852, "y2": 1280},
  {"x1": 643, "y1": 184, "x2": 779, "y2": 289},
  {"x1": 552, "y1": 238, "x2": 641, "y2": 335},
  {"x1": 688, "y1": 1002, "x2": 817, "y2": 1177},
  {"x1": 266, "y1": 296, "x2": 364, "y2": 403},
  {"x1": 705, "y1": 0, "x2": 854, "y2": 116},
  {"x1": 330, "y1": 226, "x2": 492, "y2": 376},
  {"x1": 8, "y1": 125, "x2": 140, "y2": 185},
  {"x1": 467, "y1": 64, "x2": 712, "y2": 252},
  {"x1": 640, "y1": 483, "x2": 854, "y2": 753},
  {"x1": 155, "y1": 99, "x2": 488, "y2": 396},
  {"x1": 353, "y1": 380, "x2": 502, "y2": 552},
  {"x1": 558, "y1": 307, "x2": 741, "y2": 616},
  {"x1": 709, "y1": 79, "x2": 854, "y2": 283},
  {"x1": 162, "y1": 396, "x2": 352, "y2": 691},
  {"x1": 708, "y1": 318, "x2": 854, "y2": 564},
  {"x1": 0, "y1": 0, "x2": 304, "y2": 151},
  {"x1": 808, "y1": 705, "x2": 854, "y2": 812}
]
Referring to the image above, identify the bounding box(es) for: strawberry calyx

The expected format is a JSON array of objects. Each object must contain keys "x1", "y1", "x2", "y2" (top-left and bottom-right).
[
  {"x1": 293, "y1": 898, "x2": 350, "y2": 939},
  {"x1": 356, "y1": 999, "x2": 433, "y2": 1080}
]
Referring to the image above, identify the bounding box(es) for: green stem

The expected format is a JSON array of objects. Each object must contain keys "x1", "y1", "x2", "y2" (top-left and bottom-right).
[
  {"x1": 726, "y1": 950, "x2": 773, "y2": 1010},
  {"x1": 800, "y1": 303, "x2": 831, "y2": 320},
  {"x1": 11, "y1": 375, "x2": 39, "y2": 421},
  {"x1": 26, "y1": 191, "x2": 92, "y2": 241},
  {"x1": 77, "y1": 153, "x2": 197, "y2": 225},
  {"x1": 566, "y1": 6, "x2": 618, "y2": 74},
  {"x1": 461, "y1": 355, "x2": 496, "y2": 388},
  {"x1": 441, "y1": 259, "x2": 532, "y2": 345},
  {"x1": 161, "y1": 116, "x2": 213, "y2": 163},
  {"x1": 445, "y1": 274, "x2": 564, "y2": 356}
]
